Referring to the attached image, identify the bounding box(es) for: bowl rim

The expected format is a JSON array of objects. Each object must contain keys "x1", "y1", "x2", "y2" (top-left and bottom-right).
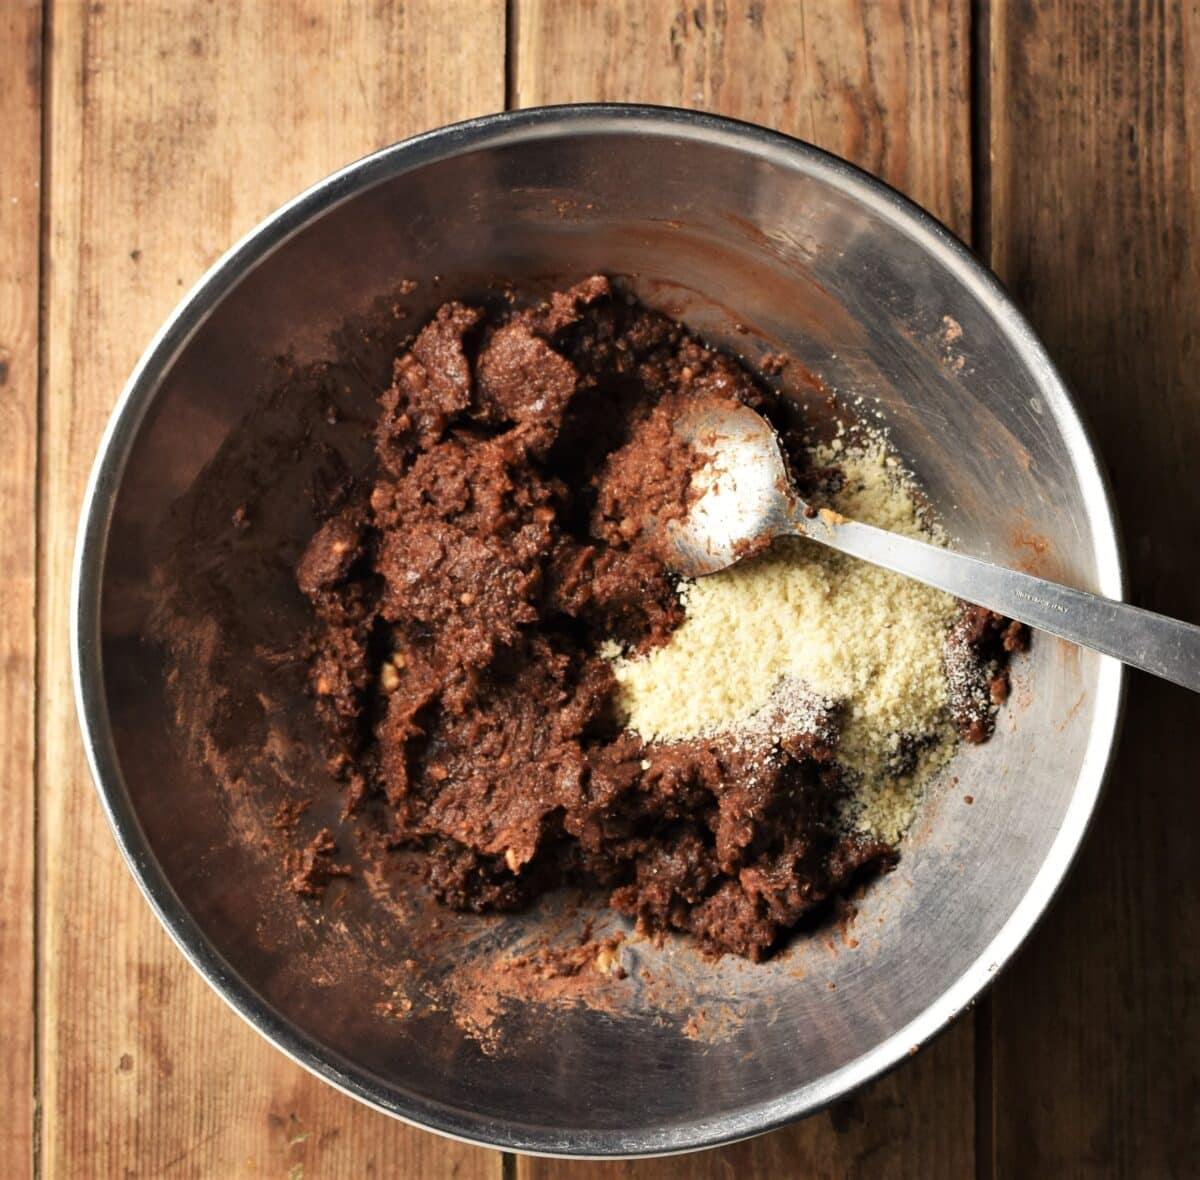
[{"x1": 71, "y1": 102, "x2": 1127, "y2": 1159}]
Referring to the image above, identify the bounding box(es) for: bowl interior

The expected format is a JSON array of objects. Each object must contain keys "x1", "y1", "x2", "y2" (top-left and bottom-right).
[{"x1": 83, "y1": 111, "x2": 1122, "y2": 1156}]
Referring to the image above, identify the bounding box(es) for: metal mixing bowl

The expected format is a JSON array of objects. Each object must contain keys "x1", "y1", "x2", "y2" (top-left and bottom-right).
[{"x1": 73, "y1": 105, "x2": 1125, "y2": 1157}]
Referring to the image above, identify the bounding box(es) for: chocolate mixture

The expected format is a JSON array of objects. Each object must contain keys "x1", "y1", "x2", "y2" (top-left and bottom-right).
[{"x1": 296, "y1": 276, "x2": 1022, "y2": 961}]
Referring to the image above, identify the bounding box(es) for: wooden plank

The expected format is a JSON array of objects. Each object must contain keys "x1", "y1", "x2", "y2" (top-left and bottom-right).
[
  {"x1": 512, "y1": 0, "x2": 972, "y2": 237},
  {"x1": 0, "y1": 2, "x2": 41, "y2": 1177},
  {"x1": 39, "y1": 2, "x2": 505, "y2": 1176},
  {"x1": 987, "y1": 2, "x2": 1200, "y2": 1175},
  {"x1": 513, "y1": 3, "x2": 975, "y2": 1176}
]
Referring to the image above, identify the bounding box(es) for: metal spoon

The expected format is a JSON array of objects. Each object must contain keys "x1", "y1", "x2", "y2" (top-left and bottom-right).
[{"x1": 663, "y1": 398, "x2": 1200, "y2": 693}]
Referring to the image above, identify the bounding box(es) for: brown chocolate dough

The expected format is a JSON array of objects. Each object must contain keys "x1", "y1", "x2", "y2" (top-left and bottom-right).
[{"x1": 297, "y1": 276, "x2": 1020, "y2": 960}]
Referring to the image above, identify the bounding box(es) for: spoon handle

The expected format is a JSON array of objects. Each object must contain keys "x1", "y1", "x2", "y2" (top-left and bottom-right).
[{"x1": 804, "y1": 516, "x2": 1200, "y2": 692}]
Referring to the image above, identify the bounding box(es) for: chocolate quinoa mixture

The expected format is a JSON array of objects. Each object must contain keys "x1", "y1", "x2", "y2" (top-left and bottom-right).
[{"x1": 296, "y1": 276, "x2": 1024, "y2": 961}]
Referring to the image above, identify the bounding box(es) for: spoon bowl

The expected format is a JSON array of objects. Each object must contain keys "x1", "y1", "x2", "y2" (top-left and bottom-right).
[{"x1": 665, "y1": 398, "x2": 799, "y2": 576}]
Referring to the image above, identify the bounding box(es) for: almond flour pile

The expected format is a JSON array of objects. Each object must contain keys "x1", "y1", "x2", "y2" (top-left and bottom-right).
[{"x1": 610, "y1": 439, "x2": 963, "y2": 843}]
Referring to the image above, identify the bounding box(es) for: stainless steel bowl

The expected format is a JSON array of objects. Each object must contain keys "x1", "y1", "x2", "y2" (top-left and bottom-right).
[{"x1": 73, "y1": 105, "x2": 1125, "y2": 1157}]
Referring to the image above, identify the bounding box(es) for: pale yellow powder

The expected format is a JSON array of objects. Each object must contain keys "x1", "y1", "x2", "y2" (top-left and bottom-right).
[{"x1": 609, "y1": 440, "x2": 959, "y2": 843}]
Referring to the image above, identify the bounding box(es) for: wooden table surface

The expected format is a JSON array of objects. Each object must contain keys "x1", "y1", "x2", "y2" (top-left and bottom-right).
[{"x1": 4, "y1": 1, "x2": 1197, "y2": 1176}]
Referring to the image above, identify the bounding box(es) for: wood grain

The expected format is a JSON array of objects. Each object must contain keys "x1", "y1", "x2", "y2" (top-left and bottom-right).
[
  {"x1": 987, "y1": 1, "x2": 1200, "y2": 1175},
  {"x1": 0, "y1": 3, "x2": 41, "y2": 1177},
  {"x1": 38, "y1": 2, "x2": 505, "y2": 1176},
  {"x1": 513, "y1": 2, "x2": 975, "y2": 1176}
]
